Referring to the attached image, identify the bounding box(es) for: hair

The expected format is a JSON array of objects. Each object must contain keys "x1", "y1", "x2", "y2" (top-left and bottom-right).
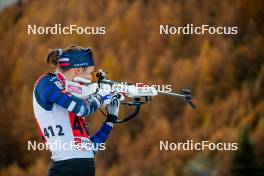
[{"x1": 46, "y1": 45, "x2": 86, "y2": 67}]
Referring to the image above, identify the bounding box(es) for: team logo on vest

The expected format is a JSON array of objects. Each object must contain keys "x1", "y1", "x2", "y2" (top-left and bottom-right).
[{"x1": 67, "y1": 85, "x2": 82, "y2": 94}]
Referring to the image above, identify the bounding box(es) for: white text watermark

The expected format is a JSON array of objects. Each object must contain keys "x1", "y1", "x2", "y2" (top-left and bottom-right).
[
  {"x1": 160, "y1": 24, "x2": 238, "y2": 35},
  {"x1": 27, "y1": 24, "x2": 106, "y2": 35},
  {"x1": 160, "y1": 140, "x2": 238, "y2": 151},
  {"x1": 28, "y1": 140, "x2": 106, "y2": 151}
]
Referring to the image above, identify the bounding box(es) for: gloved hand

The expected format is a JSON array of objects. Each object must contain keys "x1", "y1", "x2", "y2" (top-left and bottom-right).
[
  {"x1": 96, "y1": 88, "x2": 112, "y2": 105},
  {"x1": 105, "y1": 93, "x2": 123, "y2": 124},
  {"x1": 87, "y1": 93, "x2": 103, "y2": 108}
]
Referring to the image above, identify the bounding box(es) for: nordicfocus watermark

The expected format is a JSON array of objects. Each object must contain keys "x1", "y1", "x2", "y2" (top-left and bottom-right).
[
  {"x1": 113, "y1": 83, "x2": 172, "y2": 94},
  {"x1": 28, "y1": 140, "x2": 106, "y2": 151},
  {"x1": 27, "y1": 24, "x2": 106, "y2": 35},
  {"x1": 160, "y1": 24, "x2": 238, "y2": 35},
  {"x1": 160, "y1": 140, "x2": 238, "y2": 151}
]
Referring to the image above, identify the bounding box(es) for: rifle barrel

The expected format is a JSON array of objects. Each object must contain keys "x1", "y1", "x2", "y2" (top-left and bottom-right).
[{"x1": 158, "y1": 91, "x2": 185, "y2": 97}]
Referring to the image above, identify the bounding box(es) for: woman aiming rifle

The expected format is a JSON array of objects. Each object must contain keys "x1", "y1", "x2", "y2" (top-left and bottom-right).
[{"x1": 33, "y1": 45, "x2": 120, "y2": 176}]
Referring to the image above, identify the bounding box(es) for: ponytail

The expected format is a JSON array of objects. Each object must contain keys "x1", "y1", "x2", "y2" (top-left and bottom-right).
[{"x1": 46, "y1": 49, "x2": 63, "y2": 66}]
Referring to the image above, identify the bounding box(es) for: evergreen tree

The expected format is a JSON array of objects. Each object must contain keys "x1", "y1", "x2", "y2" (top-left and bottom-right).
[{"x1": 230, "y1": 126, "x2": 263, "y2": 176}]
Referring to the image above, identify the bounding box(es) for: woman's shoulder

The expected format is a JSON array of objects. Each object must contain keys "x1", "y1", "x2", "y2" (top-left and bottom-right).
[{"x1": 34, "y1": 73, "x2": 58, "y2": 87}]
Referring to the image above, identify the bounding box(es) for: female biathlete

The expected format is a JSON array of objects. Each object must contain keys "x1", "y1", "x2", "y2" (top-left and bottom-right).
[{"x1": 33, "y1": 46, "x2": 120, "y2": 176}]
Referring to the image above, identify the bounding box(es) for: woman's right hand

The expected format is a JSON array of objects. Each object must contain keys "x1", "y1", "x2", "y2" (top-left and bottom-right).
[{"x1": 96, "y1": 88, "x2": 112, "y2": 105}]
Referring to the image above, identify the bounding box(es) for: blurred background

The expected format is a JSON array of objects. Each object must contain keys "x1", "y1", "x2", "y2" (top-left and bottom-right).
[{"x1": 0, "y1": 0, "x2": 264, "y2": 175}]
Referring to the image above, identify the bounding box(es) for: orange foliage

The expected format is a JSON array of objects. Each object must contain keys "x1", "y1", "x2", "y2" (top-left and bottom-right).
[{"x1": 0, "y1": 0, "x2": 263, "y2": 175}]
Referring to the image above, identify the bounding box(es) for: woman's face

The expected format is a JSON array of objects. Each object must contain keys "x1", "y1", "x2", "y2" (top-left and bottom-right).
[{"x1": 74, "y1": 66, "x2": 95, "y2": 81}]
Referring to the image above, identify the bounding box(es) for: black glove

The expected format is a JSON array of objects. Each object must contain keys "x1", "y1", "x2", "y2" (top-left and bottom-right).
[{"x1": 105, "y1": 114, "x2": 117, "y2": 124}]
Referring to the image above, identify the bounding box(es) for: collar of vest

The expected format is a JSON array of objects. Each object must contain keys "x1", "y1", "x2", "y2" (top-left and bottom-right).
[{"x1": 56, "y1": 72, "x2": 67, "y2": 86}]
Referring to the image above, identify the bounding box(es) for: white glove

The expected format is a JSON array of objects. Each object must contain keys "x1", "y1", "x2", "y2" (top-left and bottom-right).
[
  {"x1": 106, "y1": 93, "x2": 123, "y2": 117},
  {"x1": 96, "y1": 88, "x2": 112, "y2": 105}
]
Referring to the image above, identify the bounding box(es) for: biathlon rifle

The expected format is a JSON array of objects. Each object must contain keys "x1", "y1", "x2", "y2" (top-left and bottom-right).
[{"x1": 65, "y1": 69, "x2": 197, "y2": 123}]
